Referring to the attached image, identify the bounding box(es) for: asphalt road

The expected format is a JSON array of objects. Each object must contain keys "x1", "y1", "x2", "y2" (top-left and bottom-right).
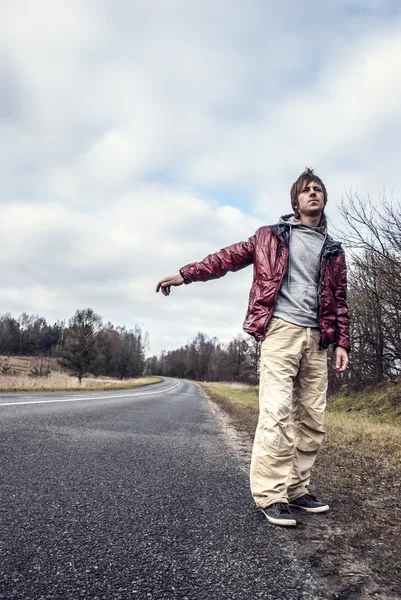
[{"x1": 0, "y1": 379, "x2": 319, "y2": 600}]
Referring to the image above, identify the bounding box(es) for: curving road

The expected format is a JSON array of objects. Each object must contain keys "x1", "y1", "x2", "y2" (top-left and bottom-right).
[{"x1": 0, "y1": 378, "x2": 319, "y2": 600}]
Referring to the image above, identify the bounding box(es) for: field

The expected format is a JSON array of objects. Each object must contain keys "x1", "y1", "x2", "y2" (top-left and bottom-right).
[
  {"x1": 0, "y1": 356, "x2": 162, "y2": 391},
  {"x1": 199, "y1": 381, "x2": 401, "y2": 600}
]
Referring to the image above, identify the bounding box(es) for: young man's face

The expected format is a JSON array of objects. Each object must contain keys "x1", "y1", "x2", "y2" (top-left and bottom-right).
[{"x1": 297, "y1": 179, "x2": 325, "y2": 220}]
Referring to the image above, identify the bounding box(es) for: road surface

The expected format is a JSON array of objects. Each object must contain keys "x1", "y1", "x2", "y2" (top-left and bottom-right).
[{"x1": 0, "y1": 378, "x2": 319, "y2": 599}]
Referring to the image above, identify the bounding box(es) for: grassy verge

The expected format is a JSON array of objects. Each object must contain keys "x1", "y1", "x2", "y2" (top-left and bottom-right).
[
  {"x1": 0, "y1": 374, "x2": 163, "y2": 393},
  {"x1": 328, "y1": 382, "x2": 401, "y2": 423}
]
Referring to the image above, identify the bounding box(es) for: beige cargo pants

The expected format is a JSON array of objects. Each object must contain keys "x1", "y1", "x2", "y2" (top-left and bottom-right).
[{"x1": 250, "y1": 317, "x2": 328, "y2": 508}]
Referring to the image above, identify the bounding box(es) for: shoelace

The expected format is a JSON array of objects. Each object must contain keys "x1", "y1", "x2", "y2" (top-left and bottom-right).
[{"x1": 276, "y1": 503, "x2": 291, "y2": 513}]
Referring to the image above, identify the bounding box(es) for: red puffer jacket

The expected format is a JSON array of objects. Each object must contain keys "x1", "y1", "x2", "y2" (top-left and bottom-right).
[{"x1": 180, "y1": 223, "x2": 350, "y2": 351}]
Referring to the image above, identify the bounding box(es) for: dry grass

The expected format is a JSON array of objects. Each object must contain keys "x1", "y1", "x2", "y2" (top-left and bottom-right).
[
  {"x1": 0, "y1": 355, "x2": 162, "y2": 391},
  {"x1": 215, "y1": 381, "x2": 257, "y2": 390},
  {"x1": 325, "y1": 411, "x2": 401, "y2": 462},
  {"x1": 0, "y1": 355, "x2": 59, "y2": 375},
  {"x1": 329, "y1": 379, "x2": 401, "y2": 422},
  {"x1": 0, "y1": 372, "x2": 162, "y2": 392},
  {"x1": 200, "y1": 381, "x2": 258, "y2": 406}
]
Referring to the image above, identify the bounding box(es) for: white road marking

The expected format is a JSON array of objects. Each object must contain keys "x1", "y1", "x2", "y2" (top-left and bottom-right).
[{"x1": 0, "y1": 379, "x2": 181, "y2": 407}]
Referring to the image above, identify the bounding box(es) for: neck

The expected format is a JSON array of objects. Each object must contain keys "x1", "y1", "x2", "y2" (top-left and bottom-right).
[{"x1": 299, "y1": 213, "x2": 323, "y2": 228}]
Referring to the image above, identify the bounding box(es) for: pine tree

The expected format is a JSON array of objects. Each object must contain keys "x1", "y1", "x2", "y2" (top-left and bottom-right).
[{"x1": 58, "y1": 308, "x2": 103, "y2": 383}]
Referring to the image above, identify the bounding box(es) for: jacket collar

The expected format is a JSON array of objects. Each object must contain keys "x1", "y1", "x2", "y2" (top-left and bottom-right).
[{"x1": 270, "y1": 219, "x2": 343, "y2": 255}]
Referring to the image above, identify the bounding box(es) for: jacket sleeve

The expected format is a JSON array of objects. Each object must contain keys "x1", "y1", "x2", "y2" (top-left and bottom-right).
[
  {"x1": 179, "y1": 235, "x2": 256, "y2": 284},
  {"x1": 334, "y1": 252, "x2": 351, "y2": 352}
]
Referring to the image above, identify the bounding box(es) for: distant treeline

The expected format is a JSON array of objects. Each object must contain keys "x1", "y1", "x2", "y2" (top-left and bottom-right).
[
  {"x1": 0, "y1": 309, "x2": 147, "y2": 382},
  {"x1": 145, "y1": 332, "x2": 259, "y2": 385}
]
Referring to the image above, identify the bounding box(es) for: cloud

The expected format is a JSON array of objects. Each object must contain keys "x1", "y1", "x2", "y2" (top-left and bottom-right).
[
  {"x1": 187, "y1": 21, "x2": 401, "y2": 217},
  {"x1": 0, "y1": 183, "x2": 261, "y2": 353}
]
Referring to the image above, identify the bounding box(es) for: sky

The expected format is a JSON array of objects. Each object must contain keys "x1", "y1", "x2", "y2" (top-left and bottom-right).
[{"x1": 1, "y1": 0, "x2": 401, "y2": 356}]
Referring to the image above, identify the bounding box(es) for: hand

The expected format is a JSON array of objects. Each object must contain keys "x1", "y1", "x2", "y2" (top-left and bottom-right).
[
  {"x1": 334, "y1": 346, "x2": 349, "y2": 372},
  {"x1": 156, "y1": 274, "x2": 184, "y2": 296}
]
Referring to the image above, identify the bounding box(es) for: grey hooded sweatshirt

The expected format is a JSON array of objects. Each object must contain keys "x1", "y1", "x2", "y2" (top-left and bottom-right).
[{"x1": 272, "y1": 215, "x2": 327, "y2": 328}]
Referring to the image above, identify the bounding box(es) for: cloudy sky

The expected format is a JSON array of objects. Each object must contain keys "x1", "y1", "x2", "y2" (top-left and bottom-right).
[{"x1": 1, "y1": 0, "x2": 401, "y2": 355}]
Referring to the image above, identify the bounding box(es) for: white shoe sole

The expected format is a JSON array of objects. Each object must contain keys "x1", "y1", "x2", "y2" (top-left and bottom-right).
[
  {"x1": 261, "y1": 508, "x2": 297, "y2": 527},
  {"x1": 289, "y1": 503, "x2": 329, "y2": 513}
]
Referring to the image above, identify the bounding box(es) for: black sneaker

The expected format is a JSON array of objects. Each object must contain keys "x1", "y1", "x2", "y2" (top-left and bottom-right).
[
  {"x1": 289, "y1": 493, "x2": 329, "y2": 513},
  {"x1": 261, "y1": 503, "x2": 297, "y2": 527}
]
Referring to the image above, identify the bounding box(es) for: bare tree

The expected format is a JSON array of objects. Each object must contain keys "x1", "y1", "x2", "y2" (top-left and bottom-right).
[{"x1": 336, "y1": 191, "x2": 401, "y2": 388}]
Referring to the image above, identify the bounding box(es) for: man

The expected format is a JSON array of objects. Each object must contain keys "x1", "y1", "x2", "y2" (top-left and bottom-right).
[{"x1": 156, "y1": 168, "x2": 350, "y2": 527}]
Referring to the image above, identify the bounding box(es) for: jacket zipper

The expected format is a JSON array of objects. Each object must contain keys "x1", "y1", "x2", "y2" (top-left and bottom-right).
[{"x1": 261, "y1": 237, "x2": 288, "y2": 337}]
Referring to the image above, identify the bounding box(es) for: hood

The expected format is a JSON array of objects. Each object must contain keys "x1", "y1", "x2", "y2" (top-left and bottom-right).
[
  {"x1": 278, "y1": 213, "x2": 301, "y2": 226},
  {"x1": 278, "y1": 213, "x2": 326, "y2": 234}
]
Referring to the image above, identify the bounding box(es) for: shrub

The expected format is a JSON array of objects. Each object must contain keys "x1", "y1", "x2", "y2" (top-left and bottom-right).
[
  {"x1": 29, "y1": 362, "x2": 51, "y2": 378},
  {"x1": 0, "y1": 358, "x2": 14, "y2": 375}
]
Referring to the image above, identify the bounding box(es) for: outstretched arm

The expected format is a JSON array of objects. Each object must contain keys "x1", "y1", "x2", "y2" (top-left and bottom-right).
[
  {"x1": 156, "y1": 234, "x2": 256, "y2": 297},
  {"x1": 179, "y1": 236, "x2": 255, "y2": 284},
  {"x1": 156, "y1": 274, "x2": 184, "y2": 296}
]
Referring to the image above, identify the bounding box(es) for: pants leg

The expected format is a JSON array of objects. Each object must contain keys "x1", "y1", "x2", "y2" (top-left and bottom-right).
[
  {"x1": 250, "y1": 318, "x2": 304, "y2": 508},
  {"x1": 286, "y1": 329, "x2": 328, "y2": 501}
]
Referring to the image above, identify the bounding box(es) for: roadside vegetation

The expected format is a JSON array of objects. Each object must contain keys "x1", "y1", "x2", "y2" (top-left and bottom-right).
[
  {"x1": 0, "y1": 373, "x2": 162, "y2": 392},
  {"x1": 0, "y1": 355, "x2": 162, "y2": 392}
]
